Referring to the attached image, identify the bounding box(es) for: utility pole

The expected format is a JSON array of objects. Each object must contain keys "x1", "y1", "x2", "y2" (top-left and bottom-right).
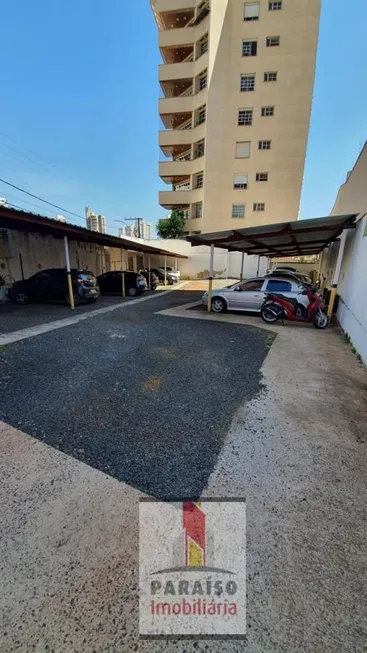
[
  {"x1": 124, "y1": 217, "x2": 143, "y2": 239},
  {"x1": 114, "y1": 217, "x2": 144, "y2": 239}
]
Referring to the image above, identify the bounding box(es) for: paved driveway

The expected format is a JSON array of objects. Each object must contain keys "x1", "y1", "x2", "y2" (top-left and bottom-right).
[
  {"x1": 0, "y1": 289, "x2": 269, "y2": 498},
  {"x1": 1, "y1": 286, "x2": 366, "y2": 653}
]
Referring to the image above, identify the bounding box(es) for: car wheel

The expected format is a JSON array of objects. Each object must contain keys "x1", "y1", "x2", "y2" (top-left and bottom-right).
[
  {"x1": 211, "y1": 297, "x2": 226, "y2": 313},
  {"x1": 128, "y1": 287, "x2": 137, "y2": 297},
  {"x1": 13, "y1": 291, "x2": 29, "y2": 305}
]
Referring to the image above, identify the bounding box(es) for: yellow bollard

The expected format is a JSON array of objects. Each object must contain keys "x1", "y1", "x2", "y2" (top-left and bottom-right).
[{"x1": 327, "y1": 286, "x2": 337, "y2": 318}]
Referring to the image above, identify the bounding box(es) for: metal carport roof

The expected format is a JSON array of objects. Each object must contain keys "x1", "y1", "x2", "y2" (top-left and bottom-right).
[
  {"x1": 186, "y1": 214, "x2": 357, "y2": 257},
  {"x1": 0, "y1": 206, "x2": 188, "y2": 259}
]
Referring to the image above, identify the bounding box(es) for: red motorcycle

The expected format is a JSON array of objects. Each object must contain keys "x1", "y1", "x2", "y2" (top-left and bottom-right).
[{"x1": 261, "y1": 286, "x2": 328, "y2": 329}]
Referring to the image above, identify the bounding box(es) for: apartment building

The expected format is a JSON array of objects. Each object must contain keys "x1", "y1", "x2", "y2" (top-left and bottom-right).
[
  {"x1": 85, "y1": 206, "x2": 107, "y2": 234},
  {"x1": 119, "y1": 220, "x2": 153, "y2": 240},
  {"x1": 150, "y1": 0, "x2": 320, "y2": 234}
]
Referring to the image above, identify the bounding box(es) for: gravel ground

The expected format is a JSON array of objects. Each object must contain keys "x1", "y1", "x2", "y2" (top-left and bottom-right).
[{"x1": 0, "y1": 290, "x2": 269, "y2": 498}]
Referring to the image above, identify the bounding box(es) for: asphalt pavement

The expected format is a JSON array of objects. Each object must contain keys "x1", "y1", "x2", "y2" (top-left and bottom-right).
[
  {"x1": 0, "y1": 294, "x2": 133, "y2": 334},
  {"x1": 0, "y1": 289, "x2": 269, "y2": 498}
]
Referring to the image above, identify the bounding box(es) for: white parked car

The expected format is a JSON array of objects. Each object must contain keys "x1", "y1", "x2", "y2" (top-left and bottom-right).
[
  {"x1": 158, "y1": 267, "x2": 180, "y2": 282},
  {"x1": 202, "y1": 277, "x2": 307, "y2": 313}
]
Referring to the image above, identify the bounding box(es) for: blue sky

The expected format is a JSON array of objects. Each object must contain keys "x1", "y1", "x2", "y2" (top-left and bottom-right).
[{"x1": 0, "y1": 0, "x2": 366, "y2": 235}]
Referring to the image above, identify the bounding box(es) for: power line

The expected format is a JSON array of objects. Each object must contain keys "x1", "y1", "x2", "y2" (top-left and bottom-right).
[
  {"x1": 4, "y1": 201, "x2": 54, "y2": 217},
  {"x1": 0, "y1": 131, "x2": 56, "y2": 172},
  {"x1": 4, "y1": 198, "x2": 61, "y2": 219},
  {"x1": 0, "y1": 142, "x2": 51, "y2": 173},
  {"x1": 0, "y1": 176, "x2": 85, "y2": 220}
]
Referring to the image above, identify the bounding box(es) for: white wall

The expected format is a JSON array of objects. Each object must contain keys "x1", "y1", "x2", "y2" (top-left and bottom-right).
[
  {"x1": 143, "y1": 239, "x2": 268, "y2": 279},
  {"x1": 335, "y1": 217, "x2": 367, "y2": 363},
  {"x1": 0, "y1": 229, "x2": 111, "y2": 285},
  {"x1": 320, "y1": 141, "x2": 367, "y2": 363}
]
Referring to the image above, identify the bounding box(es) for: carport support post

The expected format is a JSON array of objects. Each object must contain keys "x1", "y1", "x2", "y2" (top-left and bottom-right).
[
  {"x1": 240, "y1": 251, "x2": 245, "y2": 281},
  {"x1": 327, "y1": 230, "x2": 347, "y2": 318},
  {"x1": 120, "y1": 249, "x2": 125, "y2": 297},
  {"x1": 148, "y1": 254, "x2": 151, "y2": 289},
  {"x1": 64, "y1": 236, "x2": 75, "y2": 311},
  {"x1": 164, "y1": 255, "x2": 167, "y2": 286},
  {"x1": 208, "y1": 243, "x2": 214, "y2": 312}
]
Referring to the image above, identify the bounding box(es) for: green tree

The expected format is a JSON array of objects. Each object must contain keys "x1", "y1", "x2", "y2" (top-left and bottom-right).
[{"x1": 157, "y1": 210, "x2": 185, "y2": 239}]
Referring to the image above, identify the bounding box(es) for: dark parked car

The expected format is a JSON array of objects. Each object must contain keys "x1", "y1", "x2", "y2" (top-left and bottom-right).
[
  {"x1": 151, "y1": 267, "x2": 178, "y2": 285},
  {"x1": 97, "y1": 271, "x2": 146, "y2": 297},
  {"x1": 9, "y1": 269, "x2": 99, "y2": 306},
  {"x1": 140, "y1": 269, "x2": 159, "y2": 290}
]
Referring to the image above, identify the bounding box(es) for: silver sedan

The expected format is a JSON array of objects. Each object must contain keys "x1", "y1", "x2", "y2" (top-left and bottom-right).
[{"x1": 202, "y1": 277, "x2": 306, "y2": 313}]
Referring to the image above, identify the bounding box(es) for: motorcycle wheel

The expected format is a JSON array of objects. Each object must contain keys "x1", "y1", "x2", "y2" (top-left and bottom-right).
[
  {"x1": 261, "y1": 303, "x2": 281, "y2": 324},
  {"x1": 312, "y1": 309, "x2": 328, "y2": 329}
]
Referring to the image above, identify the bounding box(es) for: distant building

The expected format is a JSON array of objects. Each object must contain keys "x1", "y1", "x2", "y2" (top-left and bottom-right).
[
  {"x1": 119, "y1": 225, "x2": 133, "y2": 238},
  {"x1": 85, "y1": 206, "x2": 107, "y2": 234},
  {"x1": 119, "y1": 219, "x2": 152, "y2": 240}
]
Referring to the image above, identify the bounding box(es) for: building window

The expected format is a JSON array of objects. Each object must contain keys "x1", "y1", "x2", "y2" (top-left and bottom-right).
[
  {"x1": 195, "y1": 202, "x2": 203, "y2": 218},
  {"x1": 236, "y1": 141, "x2": 251, "y2": 158},
  {"x1": 196, "y1": 172, "x2": 204, "y2": 188},
  {"x1": 266, "y1": 36, "x2": 280, "y2": 46},
  {"x1": 194, "y1": 139, "x2": 205, "y2": 158},
  {"x1": 242, "y1": 40, "x2": 257, "y2": 56},
  {"x1": 182, "y1": 209, "x2": 190, "y2": 220},
  {"x1": 240, "y1": 74, "x2": 255, "y2": 92},
  {"x1": 256, "y1": 172, "x2": 268, "y2": 181},
  {"x1": 234, "y1": 174, "x2": 248, "y2": 189},
  {"x1": 238, "y1": 109, "x2": 253, "y2": 126},
  {"x1": 232, "y1": 204, "x2": 246, "y2": 218},
  {"x1": 196, "y1": 107, "x2": 206, "y2": 125},
  {"x1": 244, "y1": 2, "x2": 260, "y2": 21},
  {"x1": 261, "y1": 106, "x2": 275, "y2": 116},
  {"x1": 259, "y1": 140, "x2": 271, "y2": 149},
  {"x1": 261, "y1": 107, "x2": 274, "y2": 117},
  {"x1": 264, "y1": 71, "x2": 277, "y2": 82},
  {"x1": 269, "y1": 1, "x2": 282, "y2": 10},
  {"x1": 199, "y1": 36, "x2": 208, "y2": 57},
  {"x1": 199, "y1": 77, "x2": 207, "y2": 90},
  {"x1": 253, "y1": 202, "x2": 265, "y2": 211}
]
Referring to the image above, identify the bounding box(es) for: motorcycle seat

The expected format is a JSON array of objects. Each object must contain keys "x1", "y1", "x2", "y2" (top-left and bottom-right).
[{"x1": 269, "y1": 293, "x2": 298, "y2": 309}]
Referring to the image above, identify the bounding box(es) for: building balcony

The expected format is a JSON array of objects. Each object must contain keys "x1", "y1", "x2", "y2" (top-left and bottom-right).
[
  {"x1": 160, "y1": 45, "x2": 194, "y2": 65},
  {"x1": 159, "y1": 87, "x2": 207, "y2": 116},
  {"x1": 159, "y1": 95, "x2": 193, "y2": 116},
  {"x1": 183, "y1": 217, "x2": 202, "y2": 232},
  {"x1": 159, "y1": 25, "x2": 195, "y2": 48},
  {"x1": 159, "y1": 50, "x2": 208, "y2": 82},
  {"x1": 159, "y1": 61, "x2": 194, "y2": 83},
  {"x1": 159, "y1": 122, "x2": 205, "y2": 154},
  {"x1": 159, "y1": 187, "x2": 203, "y2": 209},
  {"x1": 158, "y1": 13, "x2": 208, "y2": 48},
  {"x1": 151, "y1": 1, "x2": 196, "y2": 17},
  {"x1": 159, "y1": 158, "x2": 204, "y2": 179},
  {"x1": 160, "y1": 78, "x2": 193, "y2": 99}
]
